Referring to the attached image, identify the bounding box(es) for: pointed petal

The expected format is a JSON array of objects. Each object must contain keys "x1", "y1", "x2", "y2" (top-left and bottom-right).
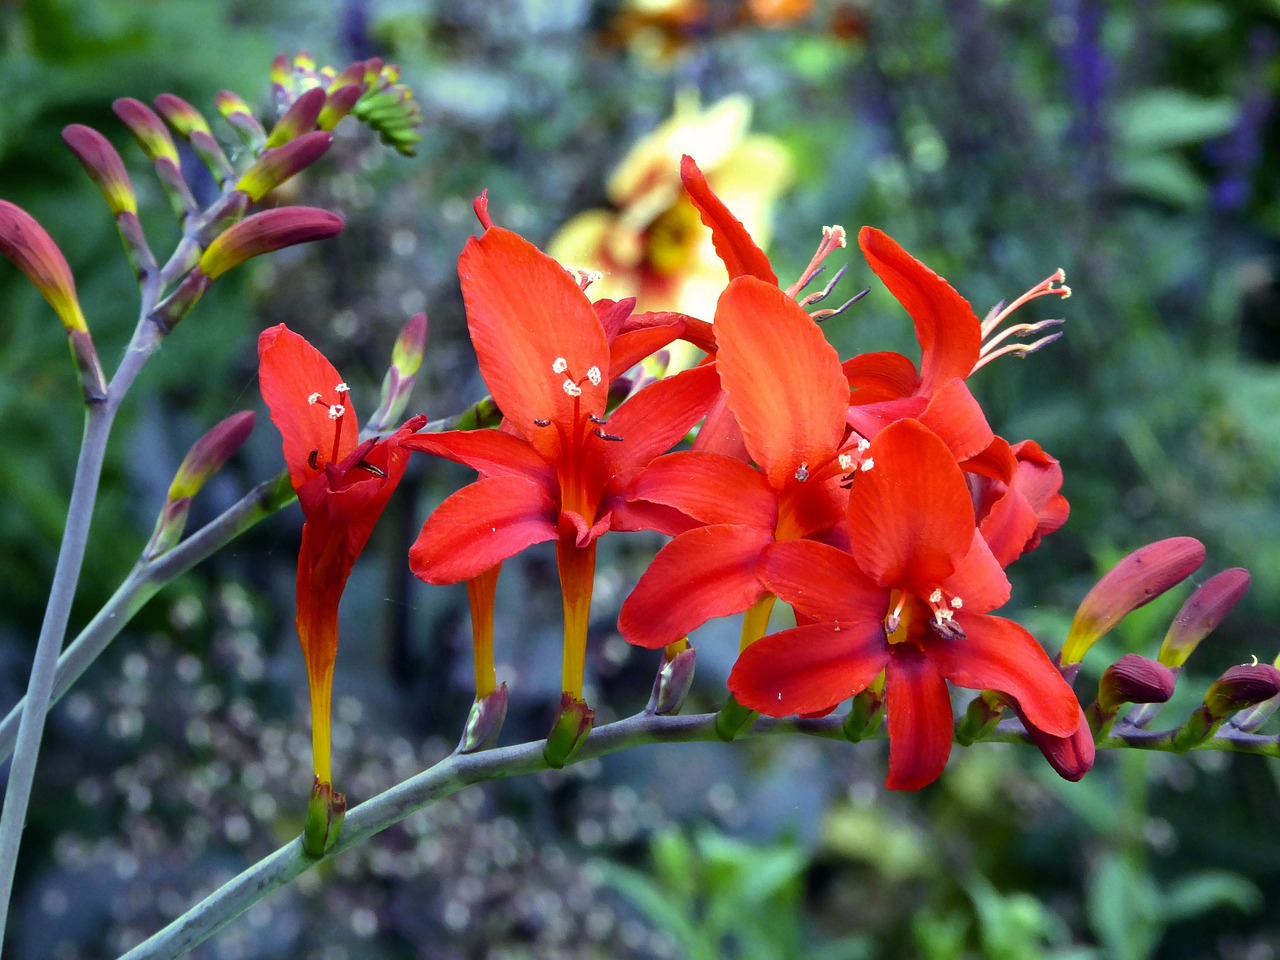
[
  {"x1": 628, "y1": 451, "x2": 776, "y2": 528},
  {"x1": 919, "y1": 378, "x2": 993, "y2": 462},
  {"x1": 729, "y1": 622, "x2": 891, "y2": 716},
  {"x1": 845, "y1": 395, "x2": 928, "y2": 443},
  {"x1": 847, "y1": 419, "x2": 976, "y2": 591},
  {"x1": 594, "y1": 296, "x2": 636, "y2": 341},
  {"x1": 608, "y1": 323, "x2": 685, "y2": 380},
  {"x1": 680, "y1": 154, "x2": 777, "y2": 284},
  {"x1": 1009, "y1": 439, "x2": 1069, "y2": 546},
  {"x1": 459, "y1": 227, "x2": 609, "y2": 460},
  {"x1": 759, "y1": 539, "x2": 886, "y2": 623},
  {"x1": 594, "y1": 363, "x2": 721, "y2": 479},
  {"x1": 929, "y1": 614, "x2": 1078, "y2": 737},
  {"x1": 410, "y1": 475, "x2": 557, "y2": 584},
  {"x1": 844, "y1": 351, "x2": 920, "y2": 403},
  {"x1": 941, "y1": 531, "x2": 1011, "y2": 614},
  {"x1": 1022, "y1": 710, "x2": 1095, "y2": 782},
  {"x1": 258, "y1": 324, "x2": 359, "y2": 490},
  {"x1": 619, "y1": 524, "x2": 772, "y2": 648},
  {"x1": 858, "y1": 227, "x2": 981, "y2": 393},
  {"x1": 691, "y1": 390, "x2": 749, "y2": 460},
  {"x1": 714, "y1": 277, "x2": 848, "y2": 490},
  {"x1": 883, "y1": 645, "x2": 954, "y2": 790},
  {"x1": 404, "y1": 428, "x2": 554, "y2": 485}
]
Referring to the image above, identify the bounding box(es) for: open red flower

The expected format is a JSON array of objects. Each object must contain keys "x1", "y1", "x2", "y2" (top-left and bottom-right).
[
  {"x1": 620, "y1": 274, "x2": 864, "y2": 651},
  {"x1": 406, "y1": 219, "x2": 718, "y2": 702},
  {"x1": 258, "y1": 324, "x2": 425, "y2": 788},
  {"x1": 728, "y1": 418, "x2": 1080, "y2": 790}
]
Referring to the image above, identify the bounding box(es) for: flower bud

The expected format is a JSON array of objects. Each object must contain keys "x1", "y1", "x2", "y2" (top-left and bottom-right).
[
  {"x1": 544, "y1": 694, "x2": 594, "y2": 768},
  {"x1": 1228, "y1": 653, "x2": 1280, "y2": 733},
  {"x1": 842, "y1": 687, "x2": 885, "y2": 743},
  {"x1": 458, "y1": 683, "x2": 509, "y2": 754},
  {"x1": 1022, "y1": 710, "x2": 1095, "y2": 782},
  {"x1": 954, "y1": 690, "x2": 1005, "y2": 746},
  {"x1": 318, "y1": 63, "x2": 368, "y2": 130},
  {"x1": 0, "y1": 200, "x2": 89, "y2": 334},
  {"x1": 714, "y1": 693, "x2": 757, "y2": 742},
  {"x1": 368, "y1": 312, "x2": 429, "y2": 433},
  {"x1": 265, "y1": 86, "x2": 326, "y2": 148},
  {"x1": 1097, "y1": 654, "x2": 1176, "y2": 713},
  {"x1": 647, "y1": 643, "x2": 697, "y2": 716},
  {"x1": 62, "y1": 125, "x2": 137, "y2": 216},
  {"x1": 154, "y1": 93, "x2": 233, "y2": 183},
  {"x1": 1060, "y1": 537, "x2": 1206, "y2": 665},
  {"x1": 214, "y1": 90, "x2": 267, "y2": 151},
  {"x1": 303, "y1": 777, "x2": 347, "y2": 858},
  {"x1": 1204, "y1": 663, "x2": 1280, "y2": 718},
  {"x1": 235, "y1": 130, "x2": 334, "y2": 202},
  {"x1": 143, "y1": 411, "x2": 256, "y2": 560},
  {"x1": 198, "y1": 207, "x2": 344, "y2": 279},
  {"x1": 1158, "y1": 568, "x2": 1251, "y2": 668},
  {"x1": 113, "y1": 98, "x2": 196, "y2": 221}
]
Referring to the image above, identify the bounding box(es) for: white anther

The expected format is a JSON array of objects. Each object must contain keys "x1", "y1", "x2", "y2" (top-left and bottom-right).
[
  {"x1": 334, "y1": 383, "x2": 349, "y2": 393},
  {"x1": 860, "y1": 458, "x2": 874, "y2": 471},
  {"x1": 563, "y1": 379, "x2": 582, "y2": 397},
  {"x1": 857, "y1": 437, "x2": 871, "y2": 452},
  {"x1": 307, "y1": 392, "x2": 323, "y2": 404},
  {"x1": 552, "y1": 357, "x2": 568, "y2": 374},
  {"x1": 838, "y1": 454, "x2": 855, "y2": 471},
  {"x1": 328, "y1": 404, "x2": 345, "y2": 419},
  {"x1": 823, "y1": 224, "x2": 848, "y2": 247},
  {"x1": 928, "y1": 589, "x2": 944, "y2": 604},
  {"x1": 950, "y1": 597, "x2": 964, "y2": 609},
  {"x1": 586, "y1": 366, "x2": 602, "y2": 386}
]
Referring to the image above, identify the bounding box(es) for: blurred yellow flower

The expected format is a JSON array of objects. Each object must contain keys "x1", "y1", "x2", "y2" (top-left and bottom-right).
[{"x1": 548, "y1": 92, "x2": 792, "y2": 354}]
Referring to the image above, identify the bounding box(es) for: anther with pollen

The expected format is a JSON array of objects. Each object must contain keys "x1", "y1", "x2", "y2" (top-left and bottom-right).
[{"x1": 354, "y1": 459, "x2": 387, "y2": 477}]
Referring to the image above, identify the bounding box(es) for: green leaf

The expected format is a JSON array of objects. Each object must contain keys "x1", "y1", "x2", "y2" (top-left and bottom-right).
[
  {"x1": 1113, "y1": 89, "x2": 1240, "y2": 152},
  {"x1": 1161, "y1": 870, "x2": 1261, "y2": 923}
]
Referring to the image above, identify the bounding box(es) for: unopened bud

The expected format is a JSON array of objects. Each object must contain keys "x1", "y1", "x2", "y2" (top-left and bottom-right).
[
  {"x1": 0, "y1": 201, "x2": 88, "y2": 333},
  {"x1": 214, "y1": 90, "x2": 267, "y2": 151},
  {"x1": 154, "y1": 93, "x2": 233, "y2": 183},
  {"x1": 459, "y1": 683, "x2": 509, "y2": 754},
  {"x1": 235, "y1": 130, "x2": 334, "y2": 202},
  {"x1": 544, "y1": 694, "x2": 593, "y2": 768},
  {"x1": 199, "y1": 207, "x2": 344, "y2": 279},
  {"x1": 303, "y1": 777, "x2": 346, "y2": 858},
  {"x1": 144, "y1": 411, "x2": 256, "y2": 560},
  {"x1": 62, "y1": 125, "x2": 137, "y2": 217},
  {"x1": 1204, "y1": 663, "x2": 1280, "y2": 718},
  {"x1": 1159, "y1": 568, "x2": 1251, "y2": 668},
  {"x1": 647, "y1": 644, "x2": 697, "y2": 716},
  {"x1": 1022, "y1": 710, "x2": 1095, "y2": 782},
  {"x1": 1097, "y1": 654, "x2": 1176, "y2": 713},
  {"x1": 955, "y1": 690, "x2": 1006, "y2": 746},
  {"x1": 1060, "y1": 537, "x2": 1205, "y2": 665},
  {"x1": 113, "y1": 97, "x2": 180, "y2": 164},
  {"x1": 318, "y1": 66, "x2": 367, "y2": 130},
  {"x1": 842, "y1": 687, "x2": 885, "y2": 743},
  {"x1": 266, "y1": 86, "x2": 326, "y2": 148}
]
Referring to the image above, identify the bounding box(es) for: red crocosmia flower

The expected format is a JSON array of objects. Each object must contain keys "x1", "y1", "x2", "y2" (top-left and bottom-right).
[
  {"x1": 727, "y1": 419, "x2": 1080, "y2": 790},
  {"x1": 258, "y1": 324, "x2": 426, "y2": 789},
  {"x1": 965, "y1": 436, "x2": 1069, "y2": 567},
  {"x1": 620, "y1": 275, "x2": 865, "y2": 651},
  {"x1": 846, "y1": 228, "x2": 1070, "y2": 464},
  {"x1": 406, "y1": 223, "x2": 719, "y2": 702}
]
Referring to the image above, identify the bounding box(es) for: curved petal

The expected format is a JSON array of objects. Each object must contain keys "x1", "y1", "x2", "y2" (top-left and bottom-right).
[
  {"x1": 976, "y1": 485, "x2": 1039, "y2": 569},
  {"x1": 929, "y1": 614, "x2": 1079, "y2": 738},
  {"x1": 845, "y1": 395, "x2": 928, "y2": 443},
  {"x1": 714, "y1": 277, "x2": 848, "y2": 491},
  {"x1": 759, "y1": 539, "x2": 886, "y2": 623},
  {"x1": 844, "y1": 351, "x2": 920, "y2": 404},
  {"x1": 847, "y1": 419, "x2": 976, "y2": 591},
  {"x1": 681, "y1": 154, "x2": 777, "y2": 284},
  {"x1": 595, "y1": 363, "x2": 721, "y2": 480},
  {"x1": 594, "y1": 296, "x2": 636, "y2": 341},
  {"x1": 729, "y1": 622, "x2": 891, "y2": 717},
  {"x1": 608, "y1": 322, "x2": 685, "y2": 379},
  {"x1": 1010, "y1": 439, "x2": 1069, "y2": 546},
  {"x1": 459, "y1": 227, "x2": 609, "y2": 461},
  {"x1": 691, "y1": 390, "x2": 749, "y2": 460},
  {"x1": 919, "y1": 378, "x2": 994, "y2": 462},
  {"x1": 883, "y1": 644, "x2": 954, "y2": 790},
  {"x1": 941, "y1": 531, "x2": 1011, "y2": 615},
  {"x1": 404, "y1": 428, "x2": 554, "y2": 485},
  {"x1": 1021, "y1": 709, "x2": 1095, "y2": 782},
  {"x1": 618, "y1": 524, "x2": 773, "y2": 648},
  {"x1": 629, "y1": 451, "x2": 776, "y2": 528},
  {"x1": 410, "y1": 475, "x2": 557, "y2": 584},
  {"x1": 858, "y1": 227, "x2": 981, "y2": 393},
  {"x1": 258, "y1": 324, "x2": 359, "y2": 489}
]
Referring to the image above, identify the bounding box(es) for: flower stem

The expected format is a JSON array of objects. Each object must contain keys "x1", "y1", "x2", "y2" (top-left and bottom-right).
[{"x1": 556, "y1": 540, "x2": 597, "y2": 700}]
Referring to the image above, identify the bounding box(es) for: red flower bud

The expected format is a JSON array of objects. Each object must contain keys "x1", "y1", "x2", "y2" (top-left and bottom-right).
[
  {"x1": 1097, "y1": 654, "x2": 1176, "y2": 713},
  {"x1": 1204, "y1": 662, "x2": 1280, "y2": 719},
  {"x1": 62, "y1": 125, "x2": 137, "y2": 217},
  {"x1": 198, "y1": 207, "x2": 344, "y2": 279},
  {"x1": 1159, "y1": 568, "x2": 1251, "y2": 668},
  {"x1": 235, "y1": 130, "x2": 334, "y2": 202},
  {"x1": 266, "y1": 86, "x2": 326, "y2": 148}
]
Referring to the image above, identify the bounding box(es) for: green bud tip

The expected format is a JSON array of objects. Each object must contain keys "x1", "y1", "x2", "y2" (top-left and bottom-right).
[
  {"x1": 543, "y1": 694, "x2": 594, "y2": 769},
  {"x1": 392, "y1": 312, "x2": 429, "y2": 376},
  {"x1": 1060, "y1": 537, "x2": 1205, "y2": 665},
  {"x1": 459, "y1": 683, "x2": 509, "y2": 754},
  {"x1": 153, "y1": 92, "x2": 215, "y2": 139}
]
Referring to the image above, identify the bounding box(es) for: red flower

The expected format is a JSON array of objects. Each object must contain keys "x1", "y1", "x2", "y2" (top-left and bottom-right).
[
  {"x1": 620, "y1": 274, "x2": 862, "y2": 650},
  {"x1": 728, "y1": 419, "x2": 1080, "y2": 790},
  {"x1": 258, "y1": 324, "x2": 425, "y2": 787},
  {"x1": 406, "y1": 221, "x2": 718, "y2": 701}
]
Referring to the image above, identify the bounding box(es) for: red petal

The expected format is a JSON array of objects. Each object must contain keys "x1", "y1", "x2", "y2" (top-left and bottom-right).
[
  {"x1": 714, "y1": 277, "x2": 848, "y2": 491},
  {"x1": 759, "y1": 539, "x2": 886, "y2": 623},
  {"x1": 883, "y1": 645, "x2": 954, "y2": 790},
  {"x1": 1009, "y1": 439, "x2": 1069, "y2": 544},
  {"x1": 929, "y1": 614, "x2": 1079, "y2": 737},
  {"x1": 608, "y1": 323, "x2": 685, "y2": 380},
  {"x1": 844, "y1": 351, "x2": 920, "y2": 404},
  {"x1": 459, "y1": 227, "x2": 609, "y2": 461},
  {"x1": 847, "y1": 419, "x2": 976, "y2": 591},
  {"x1": 845, "y1": 395, "x2": 928, "y2": 443},
  {"x1": 941, "y1": 531, "x2": 1011, "y2": 615},
  {"x1": 258, "y1": 324, "x2": 359, "y2": 491},
  {"x1": 618, "y1": 524, "x2": 773, "y2": 648},
  {"x1": 729, "y1": 622, "x2": 890, "y2": 717},
  {"x1": 691, "y1": 390, "x2": 749, "y2": 460},
  {"x1": 680, "y1": 154, "x2": 777, "y2": 284},
  {"x1": 628, "y1": 451, "x2": 776, "y2": 528},
  {"x1": 404, "y1": 428, "x2": 554, "y2": 485},
  {"x1": 594, "y1": 363, "x2": 721, "y2": 480},
  {"x1": 1022, "y1": 710, "x2": 1095, "y2": 782},
  {"x1": 858, "y1": 227, "x2": 981, "y2": 393},
  {"x1": 919, "y1": 378, "x2": 993, "y2": 462},
  {"x1": 594, "y1": 296, "x2": 636, "y2": 341},
  {"x1": 409, "y1": 475, "x2": 557, "y2": 584}
]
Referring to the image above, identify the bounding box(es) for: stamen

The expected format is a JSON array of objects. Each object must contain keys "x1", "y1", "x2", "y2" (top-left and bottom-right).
[
  {"x1": 795, "y1": 463, "x2": 810, "y2": 482},
  {"x1": 328, "y1": 404, "x2": 345, "y2": 419},
  {"x1": 355, "y1": 459, "x2": 387, "y2": 478},
  {"x1": 573, "y1": 268, "x2": 603, "y2": 291},
  {"x1": 928, "y1": 589, "x2": 944, "y2": 604},
  {"x1": 334, "y1": 383, "x2": 349, "y2": 394},
  {"x1": 838, "y1": 454, "x2": 855, "y2": 472},
  {"x1": 973, "y1": 268, "x2": 1070, "y2": 374},
  {"x1": 809, "y1": 287, "x2": 869, "y2": 322},
  {"x1": 785, "y1": 224, "x2": 849, "y2": 300},
  {"x1": 860, "y1": 458, "x2": 874, "y2": 472},
  {"x1": 593, "y1": 428, "x2": 624, "y2": 441},
  {"x1": 533, "y1": 418, "x2": 552, "y2": 427},
  {"x1": 586, "y1": 366, "x2": 602, "y2": 386},
  {"x1": 885, "y1": 595, "x2": 907, "y2": 636},
  {"x1": 950, "y1": 597, "x2": 963, "y2": 609},
  {"x1": 562, "y1": 380, "x2": 582, "y2": 397},
  {"x1": 589, "y1": 414, "x2": 608, "y2": 424},
  {"x1": 308, "y1": 392, "x2": 323, "y2": 404},
  {"x1": 552, "y1": 357, "x2": 568, "y2": 374},
  {"x1": 798, "y1": 264, "x2": 850, "y2": 307}
]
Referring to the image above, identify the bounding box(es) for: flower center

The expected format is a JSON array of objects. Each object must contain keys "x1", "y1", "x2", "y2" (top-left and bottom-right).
[
  {"x1": 884, "y1": 588, "x2": 966, "y2": 643},
  {"x1": 306, "y1": 381, "x2": 350, "y2": 470}
]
